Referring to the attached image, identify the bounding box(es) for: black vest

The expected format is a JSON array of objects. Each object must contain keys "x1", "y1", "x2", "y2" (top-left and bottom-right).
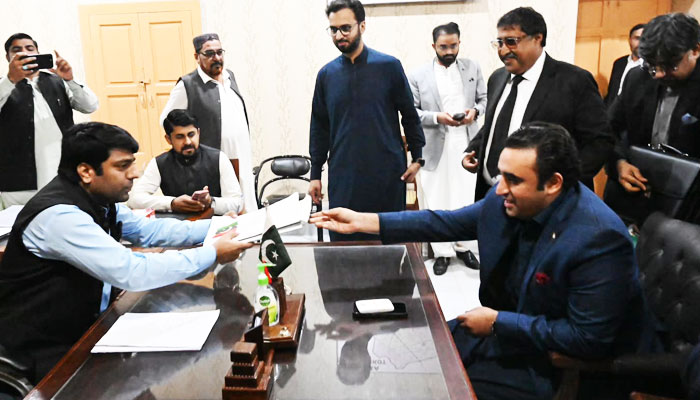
[
  {"x1": 0, "y1": 175, "x2": 121, "y2": 379},
  {"x1": 179, "y1": 69, "x2": 249, "y2": 150},
  {"x1": 0, "y1": 73, "x2": 74, "y2": 191},
  {"x1": 155, "y1": 145, "x2": 222, "y2": 197}
]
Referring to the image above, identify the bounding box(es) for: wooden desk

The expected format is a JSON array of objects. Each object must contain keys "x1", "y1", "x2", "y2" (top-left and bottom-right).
[{"x1": 27, "y1": 243, "x2": 475, "y2": 400}]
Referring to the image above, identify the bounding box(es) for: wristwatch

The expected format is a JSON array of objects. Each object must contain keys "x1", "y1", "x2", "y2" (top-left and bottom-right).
[{"x1": 412, "y1": 157, "x2": 425, "y2": 167}]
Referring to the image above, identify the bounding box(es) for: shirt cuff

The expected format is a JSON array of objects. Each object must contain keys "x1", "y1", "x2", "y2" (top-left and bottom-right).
[
  {"x1": 409, "y1": 148, "x2": 423, "y2": 161},
  {"x1": 433, "y1": 113, "x2": 439, "y2": 125},
  {"x1": 493, "y1": 310, "x2": 521, "y2": 338},
  {"x1": 311, "y1": 165, "x2": 323, "y2": 180}
]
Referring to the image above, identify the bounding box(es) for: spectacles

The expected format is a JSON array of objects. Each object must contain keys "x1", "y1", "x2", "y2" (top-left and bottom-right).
[
  {"x1": 326, "y1": 23, "x2": 357, "y2": 37},
  {"x1": 199, "y1": 49, "x2": 225, "y2": 58},
  {"x1": 491, "y1": 35, "x2": 529, "y2": 49},
  {"x1": 641, "y1": 58, "x2": 682, "y2": 77}
]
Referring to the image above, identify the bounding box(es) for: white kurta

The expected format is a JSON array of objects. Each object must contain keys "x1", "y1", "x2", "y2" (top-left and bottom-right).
[{"x1": 418, "y1": 61, "x2": 476, "y2": 258}]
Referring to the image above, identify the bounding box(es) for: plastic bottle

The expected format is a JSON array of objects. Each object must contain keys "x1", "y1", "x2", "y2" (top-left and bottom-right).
[{"x1": 254, "y1": 263, "x2": 280, "y2": 326}]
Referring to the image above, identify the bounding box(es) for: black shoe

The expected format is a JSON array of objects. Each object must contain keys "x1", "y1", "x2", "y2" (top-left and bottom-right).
[
  {"x1": 457, "y1": 250, "x2": 480, "y2": 270},
  {"x1": 433, "y1": 257, "x2": 450, "y2": 275}
]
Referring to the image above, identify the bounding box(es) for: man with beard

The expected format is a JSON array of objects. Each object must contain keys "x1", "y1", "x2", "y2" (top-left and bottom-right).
[
  {"x1": 604, "y1": 23, "x2": 645, "y2": 107},
  {"x1": 309, "y1": 0, "x2": 425, "y2": 241},
  {"x1": 160, "y1": 33, "x2": 255, "y2": 213},
  {"x1": 408, "y1": 22, "x2": 486, "y2": 274},
  {"x1": 128, "y1": 109, "x2": 243, "y2": 215},
  {"x1": 0, "y1": 122, "x2": 252, "y2": 384},
  {"x1": 606, "y1": 13, "x2": 700, "y2": 223},
  {"x1": 462, "y1": 7, "x2": 614, "y2": 201}
]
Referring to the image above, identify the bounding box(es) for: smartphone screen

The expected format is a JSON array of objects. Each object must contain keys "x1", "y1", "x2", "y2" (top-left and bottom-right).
[{"x1": 20, "y1": 54, "x2": 53, "y2": 71}]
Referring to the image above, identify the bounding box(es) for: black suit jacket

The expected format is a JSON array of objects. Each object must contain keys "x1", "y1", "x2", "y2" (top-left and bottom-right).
[
  {"x1": 605, "y1": 55, "x2": 628, "y2": 107},
  {"x1": 467, "y1": 54, "x2": 614, "y2": 200}
]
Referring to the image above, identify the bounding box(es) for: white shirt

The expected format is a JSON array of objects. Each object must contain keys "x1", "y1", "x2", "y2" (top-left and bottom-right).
[
  {"x1": 433, "y1": 60, "x2": 469, "y2": 137},
  {"x1": 483, "y1": 51, "x2": 547, "y2": 184},
  {"x1": 127, "y1": 150, "x2": 243, "y2": 215},
  {"x1": 160, "y1": 67, "x2": 256, "y2": 212},
  {"x1": 0, "y1": 73, "x2": 99, "y2": 202},
  {"x1": 618, "y1": 55, "x2": 644, "y2": 95}
]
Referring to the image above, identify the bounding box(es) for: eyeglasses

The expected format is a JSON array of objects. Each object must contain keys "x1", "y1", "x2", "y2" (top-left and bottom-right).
[
  {"x1": 641, "y1": 58, "x2": 682, "y2": 77},
  {"x1": 326, "y1": 23, "x2": 357, "y2": 37},
  {"x1": 199, "y1": 49, "x2": 225, "y2": 58},
  {"x1": 491, "y1": 35, "x2": 529, "y2": 49}
]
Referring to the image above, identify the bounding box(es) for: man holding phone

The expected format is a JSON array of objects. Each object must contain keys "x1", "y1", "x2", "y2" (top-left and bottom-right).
[
  {"x1": 408, "y1": 22, "x2": 486, "y2": 275},
  {"x1": 128, "y1": 109, "x2": 244, "y2": 215},
  {"x1": 0, "y1": 33, "x2": 98, "y2": 208}
]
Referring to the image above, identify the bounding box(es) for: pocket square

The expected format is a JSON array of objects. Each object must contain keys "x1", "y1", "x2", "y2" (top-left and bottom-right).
[
  {"x1": 682, "y1": 113, "x2": 699, "y2": 125},
  {"x1": 534, "y1": 272, "x2": 551, "y2": 286}
]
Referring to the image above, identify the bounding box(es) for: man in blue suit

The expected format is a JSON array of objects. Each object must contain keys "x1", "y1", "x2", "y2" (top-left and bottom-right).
[{"x1": 311, "y1": 122, "x2": 657, "y2": 399}]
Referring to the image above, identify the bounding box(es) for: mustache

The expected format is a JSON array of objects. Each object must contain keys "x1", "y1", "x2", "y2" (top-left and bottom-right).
[
  {"x1": 211, "y1": 62, "x2": 222, "y2": 68},
  {"x1": 182, "y1": 145, "x2": 196, "y2": 151},
  {"x1": 500, "y1": 53, "x2": 518, "y2": 62}
]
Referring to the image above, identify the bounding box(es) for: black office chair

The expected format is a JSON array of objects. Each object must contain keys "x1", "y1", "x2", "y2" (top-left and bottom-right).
[
  {"x1": 0, "y1": 345, "x2": 32, "y2": 399},
  {"x1": 253, "y1": 155, "x2": 322, "y2": 241}
]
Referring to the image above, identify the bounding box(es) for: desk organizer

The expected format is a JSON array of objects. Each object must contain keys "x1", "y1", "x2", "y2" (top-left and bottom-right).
[{"x1": 222, "y1": 341, "x2": 274, "y2": 400}]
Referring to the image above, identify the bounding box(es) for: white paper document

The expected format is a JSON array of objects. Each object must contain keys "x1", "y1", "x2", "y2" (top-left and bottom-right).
[
  {"x1": 204, "y1": 193, "x2": 312, "y2": 246},
  {"x1": 91, "y1": 310, "x2": 220, "y2": 353},
  {"x1": 0, "y1": 205, "x2": 22, "y2": 228}
]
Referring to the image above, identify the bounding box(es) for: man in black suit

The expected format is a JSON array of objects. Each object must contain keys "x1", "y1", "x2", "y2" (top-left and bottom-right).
[
  {"x1": 605, "y1": 23, "x2": 645, "y2": 108},
  {"x1": 462, "y1": 7, "x2": 614, "y2": 201},
  {"x1": 606, "y1": 13, "x2": 700, "y2": 223}
]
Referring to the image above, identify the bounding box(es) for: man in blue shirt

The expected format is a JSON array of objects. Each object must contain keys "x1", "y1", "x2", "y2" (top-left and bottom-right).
[
  {"x1": 308, "y1": 0, "x2": 425, "y2": 241},
  {"x1": 0, "y1": 122, "x2": 252, "y2": 384}
]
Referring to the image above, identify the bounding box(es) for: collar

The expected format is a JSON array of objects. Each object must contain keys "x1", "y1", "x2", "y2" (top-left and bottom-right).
[
  {"x1": 512, "y1": 50, "x2": 546, "y2": 83},
  {"x1": 196, "y1": 66, "x2": 229, "y2": 85},
  {"x1": 627, "y1": 54, "x2": 643, "y2": 65},
  {"x1": 530, "y1": 187, "x2": 568, "y2": 228},
  {"x1": 341, "y1": 44, "x2": 369, "y2": 65},
  {"x1": 433, "y1": 57, "x2": 458, "y2": 71}
]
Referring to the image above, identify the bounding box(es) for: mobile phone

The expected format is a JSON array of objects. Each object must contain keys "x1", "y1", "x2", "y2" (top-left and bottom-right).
[
  {"x1": 352, "y1": 301, "x2": 407, "y2": 320},
  {"x1": 452, "y1": 112, "x2": 466, "y2": 121},
  {"x1": 191, "y1": 189, "x2": 208, "y2": 201},
  {"x1": 20, "y1": 54, "x2": 53, "y2": 71}
]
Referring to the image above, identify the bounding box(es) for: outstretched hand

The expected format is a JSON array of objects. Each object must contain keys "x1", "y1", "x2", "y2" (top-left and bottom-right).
[{"x1": 309, "y1": 207, "x2": 380, "y2": 235}]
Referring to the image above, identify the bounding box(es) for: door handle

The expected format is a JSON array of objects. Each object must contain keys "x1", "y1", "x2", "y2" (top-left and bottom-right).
[{"x1": 139, "y1": 93, "x2": 146, "y2": 109}]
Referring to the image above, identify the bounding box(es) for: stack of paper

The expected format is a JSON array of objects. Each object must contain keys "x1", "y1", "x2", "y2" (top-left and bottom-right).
[
  {"x1": 0, "y1": 205, "x2": 22, "y2": 239},
  {"x1": 204, "y1": 193, "x2": 312, "y2": 245},
  {"x1": 91, "y1": 310, "x2": 220, "y2": 353}
]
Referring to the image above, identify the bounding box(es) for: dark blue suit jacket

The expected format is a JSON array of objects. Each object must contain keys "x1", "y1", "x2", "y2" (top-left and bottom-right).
[{"x1": 380, "y1": 183, "x2": 656, "y2": 362}]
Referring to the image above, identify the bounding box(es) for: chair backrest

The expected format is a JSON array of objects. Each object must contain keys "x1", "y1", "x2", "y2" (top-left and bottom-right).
[
  {"x1": 253, "y1": 155, "x2": 311, "y2": 208},
  {"x1": 637, "y1": 212, "x2": 700, "y2": 354}
]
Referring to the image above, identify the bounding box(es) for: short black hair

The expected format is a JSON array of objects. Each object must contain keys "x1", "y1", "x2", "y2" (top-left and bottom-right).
[
  {"x1": 163, "y1": 109, "x2": 199, "y2": 135},
  {"x1": 497, "y1": 7, "x2": 547, "y2": 47},
  {"x1": 432, "y1": 22, "x2": 460, "y2": 43},
  {"x1": 326, "y1": 0, "x2": 365, "y2": 23},
  {"x1": 193, "y1": 33, "x2": 220, "y2": 53},
  {"x1": 639, "y1": 13, "x2": 700, "y2": 68},
  {"x1": 58, "y1": 122, "x2": 139, "y2": 183},
  {"x1": 629, "y1": 23, "x2": 645, "y2": 37},
  {"x1": 504, "y1": 122, "x2": 581, "y2": 191},
  {"x1": 4, "y1": 33, "x2": 37, "y2": 54}
]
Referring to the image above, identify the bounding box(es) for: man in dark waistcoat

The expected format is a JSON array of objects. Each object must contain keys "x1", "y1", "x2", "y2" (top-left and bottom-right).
[
  {"x1": 0, "y1": 122, "x2": 252, "y2": 384},
  {"x1": 0, "y1": 33, "x2": 98, "y2": 208},
  {"x1": 127, "y1": 109, "x2": 243, "y2": 215}
]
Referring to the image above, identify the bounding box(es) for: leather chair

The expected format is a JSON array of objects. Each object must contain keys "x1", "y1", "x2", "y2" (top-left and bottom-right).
[
  {"x1": 0, "y1": 345, "x2": 32, "y2": 398},
  {"x1": 253, "y1": 155, "x2": 322, "y2": 241},
  {"x1": 551, "y1": 212, "x2": 700, "y2": 399}
]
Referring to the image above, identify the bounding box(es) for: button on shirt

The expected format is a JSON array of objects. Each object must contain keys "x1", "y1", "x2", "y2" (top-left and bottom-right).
[{"x1": 483, "y1": 51, "x2": 547, "y2": 184}]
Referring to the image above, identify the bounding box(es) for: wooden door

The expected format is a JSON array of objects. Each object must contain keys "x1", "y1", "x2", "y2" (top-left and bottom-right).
[{"x1": 80, "y1": 1, "x2": 201, "y2": 169}]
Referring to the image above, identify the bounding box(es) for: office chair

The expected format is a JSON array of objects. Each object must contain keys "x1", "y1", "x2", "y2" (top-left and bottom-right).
[
  {"x1": 0, "y1": 345, "x2": 32, "y2": 399},
  {"x1": 253, "y1": 155, "x2": 322, "y2": 241}
]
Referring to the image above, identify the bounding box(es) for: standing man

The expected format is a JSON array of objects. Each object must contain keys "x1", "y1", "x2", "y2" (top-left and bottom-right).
[
  {"x1": 160, "y1": 33, "x2": 256, "y2": 213},
  {"x1": 606, "y1": 13, "x2": 700, "y2": 223},
  {"x1": 0, "y1": 33, "x2": 98, "y2": 208},
  {"x1": 409, "y1": 22, "x2": 486, "y2": 274},
  {"x1": 462, "y1": 7, "x2": 614, "y2": 201},
  {"x1": 604, "y1": 23, "x2": 645, "y2": 107},
  {"x1": 309, "y1": 0, "x2": 425, "y2": 241}
]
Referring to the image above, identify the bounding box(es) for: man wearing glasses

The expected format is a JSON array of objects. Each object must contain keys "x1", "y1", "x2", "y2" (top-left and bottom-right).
[
  {"x1": 161, "y1": 33, "x2": 256, "y2": 213},
  {"x1": 606, "y1": 13, "x2": 700, "y2": 223},
  {"x1": 462, "y1": 7, "x2": 614, "y2": 201},
  {"x1": 309, "y1": 0, "x2": 425, "y2": 241}
]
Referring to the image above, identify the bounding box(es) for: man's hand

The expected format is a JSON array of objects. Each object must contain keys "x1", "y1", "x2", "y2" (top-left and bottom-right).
[
  {"x1": 456, "y1": 307, "x2": 498, "y2": 337},
  {"x1": 171, "y1": 195, "x2": 205, "y2": 213},
  {"x1": 437, "y1": 112, "x2": 460, "y2": 127},
  {"x1": 212, "y1": 229, "x2": 253, "y2": 264},
  {"x1": 462, "y1": 151, "x2": 479, "y2": 173},
  {"x1": 7, "y1": 52, "x2": 36, "y2": 83},
  {"x1": 192, "y1": 186, "x2": 212, "y2": 209},
  {"x1": 309, "y1": 179, "x2": 323, "y2": 204},
  {"x1": 462, "y1": 108, "x2": 477, "y2": 124},
  {"x1": 309, "y1": 208, "x2": 380, "y2": 235},
  {"x1": 50, "y1": 51, "x2": 73, "y2": 81},
  {"x1": 617, "y1": 160, "x2": 648, "y2": 192},
  {"x1": 401, "y1": 162, "x2": 421, "y2": 183}
]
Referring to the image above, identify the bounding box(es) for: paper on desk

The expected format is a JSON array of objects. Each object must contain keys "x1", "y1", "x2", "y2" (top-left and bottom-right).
[
  {"x1": 91, "y1": 310, "x2": 220, "y2": 353},
  {"x1": 0, "y1": 205, "x2": 22, "y2": 228},
  {"x1": 203, "y1": 193, "x2": 312, "y2": 246}
]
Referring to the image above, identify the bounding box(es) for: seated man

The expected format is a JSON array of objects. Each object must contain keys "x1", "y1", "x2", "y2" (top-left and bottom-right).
[
  {"x1": 128, "y1": 109, "x2": 243, "y2": 215},
  {"x1": 0, "y1": 121, "x2": 252, "y2": 384},
  {"x1": 311, "y1": 122, "x2": 658, "y2": 399}
]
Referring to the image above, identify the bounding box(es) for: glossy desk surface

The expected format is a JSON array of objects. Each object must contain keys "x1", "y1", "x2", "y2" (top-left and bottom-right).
[{"x1": 27, "y1": 243, "x2": 474, "y2": 400}]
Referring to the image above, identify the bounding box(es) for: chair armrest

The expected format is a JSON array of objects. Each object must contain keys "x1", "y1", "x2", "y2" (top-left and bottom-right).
[
  {"x1": 549, "y1": 351, "x2": 613, "y2": 372},
  {"x1": 629, "y1": 392, "x2": 681, "y2": 400},
  {"x1": 611, "y1": 353, "x2": 685, "y2": 376}
]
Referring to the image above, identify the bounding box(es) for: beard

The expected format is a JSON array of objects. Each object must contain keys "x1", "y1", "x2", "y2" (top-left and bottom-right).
[
  {"x1": 335, "y1": 33, "x2": 361, "y2": 54},
  {"x1": 437, "y1": 53, "x2": 457, "y2": 67}
]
